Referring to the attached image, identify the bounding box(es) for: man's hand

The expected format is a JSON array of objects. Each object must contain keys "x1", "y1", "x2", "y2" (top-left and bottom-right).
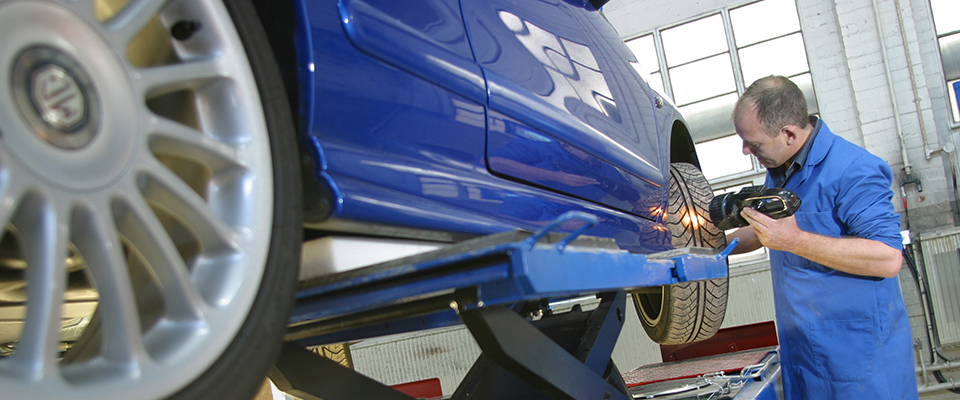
[{"x1": 740, "y1": 207, "x2": 803, "y2": 251}]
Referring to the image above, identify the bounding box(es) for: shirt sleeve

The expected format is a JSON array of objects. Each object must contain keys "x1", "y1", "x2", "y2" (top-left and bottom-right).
[{"x1": 835, "y1": 153, "x2": 903, "y2": 251}]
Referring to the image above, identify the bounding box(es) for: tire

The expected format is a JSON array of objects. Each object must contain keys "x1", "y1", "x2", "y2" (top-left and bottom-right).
[
  {"x1": 632, "y1": 163, "x2": 728, "y2": 345},
  {"x1": 0, "y1": 1, "x2": 301, "y2": 399},
  {"x1": 310, "y1": 343, "x2": 353, "y2": 369}
]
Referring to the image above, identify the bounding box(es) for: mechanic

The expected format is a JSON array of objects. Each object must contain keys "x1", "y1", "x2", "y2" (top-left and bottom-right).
[{"x1": 726, "y1": 75, "x2": 918, "y2": 399}]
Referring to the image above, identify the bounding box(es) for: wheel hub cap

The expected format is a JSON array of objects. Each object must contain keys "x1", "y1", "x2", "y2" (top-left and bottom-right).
[
  {"x1": 12, "y1": 46, "x2": 100, "y2": 149},
  {"x1": 0, "y1": 1, "x2": 139, "y2": 193}
]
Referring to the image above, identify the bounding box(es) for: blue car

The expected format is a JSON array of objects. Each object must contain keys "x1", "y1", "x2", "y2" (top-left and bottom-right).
[{"x1": 0, "y1": 0, "x2": 726, "y2": 399}]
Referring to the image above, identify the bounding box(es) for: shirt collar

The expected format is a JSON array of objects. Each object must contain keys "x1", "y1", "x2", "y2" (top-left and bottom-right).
[{"x1": 770, "y1": 116, "x2": 821, "y2": 187}]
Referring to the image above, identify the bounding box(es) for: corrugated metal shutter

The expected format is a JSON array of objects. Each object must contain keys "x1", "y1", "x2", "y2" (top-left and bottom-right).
[
  {"x1": 722, "y1": 265, "x2": 776, "y2": 330},
  {"x1": 351, "y1": 326, "x2": 481, "y2": 395}
]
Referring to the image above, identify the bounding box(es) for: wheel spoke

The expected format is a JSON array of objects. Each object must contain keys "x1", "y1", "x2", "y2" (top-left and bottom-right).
[
  {"x1": 52, "y1": 0, "x2": 98, "y2": 25},
  {"x1": 70, "y1": 204, "x2": 145, "y2": 365},
  {"x1": 0, "y1": 164, "x2": 21, "y2": 235},
  {"x1": 139, "y1": 158, "x2": 239, "y2": 256},
  {"x1": 6, "y1": 194, "x2": 66, "y2": 381},
  {"x1": 149, "y1": 117, "x2": 244, "y2": 172},
  {"x1": 116, "y1": 192, "x2": 207, "y2": 321},
  {"x1": 102, "y1": 0, "x2": 172, "y2": 45},
  {"x1": 136, "y1": 58, "x2": 226, "y2": 98}
]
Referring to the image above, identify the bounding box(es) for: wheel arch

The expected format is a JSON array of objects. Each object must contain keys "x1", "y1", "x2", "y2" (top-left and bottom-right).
[
  {"x1": 251, "y1": 0, "x2": 335, "y2": 223},
  {"x1": 668, "y1": 120, "x2": 701, "y2": 170}
]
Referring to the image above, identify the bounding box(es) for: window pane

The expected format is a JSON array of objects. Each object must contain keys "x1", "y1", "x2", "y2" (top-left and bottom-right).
[
  {"x1": 661, "y1": 14, "x2": 728, "y2": 66},
  {"x1": 695, "y1": 135, "x2": 754, "y2": 180},
  {"x1": 631, "y1": 63, "x2": 666, "y2": 98},
  {"x1": 669, "y1": 54, "x2": 736, "y2": 105},
  {"x1": 931, "y1": 0, "x2": 960, "y2": 35},
  {"x1": 738, "y1": 33, "x2": 809, "y2": 85},
  {"x1": 940, "y1": 33, "x2": 960, "y2": 81},
  {"x1": 730, "y1": 0, "x2": 801, "y2": 47},
  {"x1": 792, "y1": 73, "x2": 819, "y2": 115},
  {"x1": 625, "y1": 35, "x2": 659, "y2": 74},
  {"x1": 647, "y1": 71, "x2": 666, "y2": 98},
  {"x1": 949, "y1": 79, "x2": 960, "y2": 122},
  {"x1": 678, "y1": 93, "x2": 737, "y2": 142}
]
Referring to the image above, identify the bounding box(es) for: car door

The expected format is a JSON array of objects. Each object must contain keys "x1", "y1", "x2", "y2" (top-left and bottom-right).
[{"x1": 460, "y1": 0, "x2": 667, "y2": 220}]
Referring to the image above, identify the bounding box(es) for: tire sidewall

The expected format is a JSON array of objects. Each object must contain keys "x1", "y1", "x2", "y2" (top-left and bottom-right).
[{"x1": 169, "y1": 0, "x2": 301, "y2": 398}]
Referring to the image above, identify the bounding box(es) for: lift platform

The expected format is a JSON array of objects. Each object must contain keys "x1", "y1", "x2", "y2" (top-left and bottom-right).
[{"x1": 269, "y1": 212, "x2": 779, "y2": 400}]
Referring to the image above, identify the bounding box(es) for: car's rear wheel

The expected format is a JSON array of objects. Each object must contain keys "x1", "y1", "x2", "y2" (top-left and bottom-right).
[
  {"x1": 0, "y1": 0, "x2": 300, "y2": 399},
  {"x1": 632, "y1": 163, "x2": 728, "y2": 344}
]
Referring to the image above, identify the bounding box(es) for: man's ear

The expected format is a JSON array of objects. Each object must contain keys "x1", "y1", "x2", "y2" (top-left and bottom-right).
[{"x1": 781, "y1": 125, "x2": 801, "y2": 145}]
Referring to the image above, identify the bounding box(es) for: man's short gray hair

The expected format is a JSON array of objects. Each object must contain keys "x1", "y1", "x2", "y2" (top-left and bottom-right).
[{"x1": 733, "y1": 75, "x2": 809, "y2": 136}]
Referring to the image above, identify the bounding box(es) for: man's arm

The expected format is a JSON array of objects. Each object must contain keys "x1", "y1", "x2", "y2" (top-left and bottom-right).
[
  {"x1": 741, "y1": 208, "x2": 902, "y2": 278},
  {"x1": 726, "y1": 226, "x2": 762, "y2": 254}
]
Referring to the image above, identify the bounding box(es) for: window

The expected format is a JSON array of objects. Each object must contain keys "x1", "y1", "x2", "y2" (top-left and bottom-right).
[
  {"x1": 662, "y1": 14, "x2": 735, "y2": 106},
  {"x1": 930, "y1": 0, "x2": 960, "y2": 123},
  {"x1": 624, "y1": 0, "x2": 817, "y2": 189}
]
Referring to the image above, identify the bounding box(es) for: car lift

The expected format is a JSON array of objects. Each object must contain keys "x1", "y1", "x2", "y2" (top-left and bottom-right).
[{"x1": 268, "y1": 212, "x2": 780, "y2": 399}]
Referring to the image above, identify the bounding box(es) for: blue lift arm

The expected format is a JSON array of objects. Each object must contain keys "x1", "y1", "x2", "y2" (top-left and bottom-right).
[{"x1": 276, "y1": 212, "x2": 737, "y2": 400}]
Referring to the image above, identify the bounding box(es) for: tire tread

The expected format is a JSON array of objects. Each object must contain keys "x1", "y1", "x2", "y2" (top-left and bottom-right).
[{"x1": 634, "y1": 163, "x2": 729, "y2": 345}]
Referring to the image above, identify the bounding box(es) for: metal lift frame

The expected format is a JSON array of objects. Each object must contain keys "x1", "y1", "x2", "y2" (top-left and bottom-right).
[{"x1": 271, "y1": 212, "x2": 737, "y2": 400}]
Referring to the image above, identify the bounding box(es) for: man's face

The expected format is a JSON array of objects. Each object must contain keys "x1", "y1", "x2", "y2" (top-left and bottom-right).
[{"x1": 734, "y1": 106, "x2": 793, "y2": 169}]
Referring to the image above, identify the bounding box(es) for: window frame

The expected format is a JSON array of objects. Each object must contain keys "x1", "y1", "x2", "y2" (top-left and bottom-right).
[
  {"x1": 928, "y1": 0, "x2": 960, "y2": 128},
  {"x1": 623, "y1": 0, "x2": 812, "y2": 187}
]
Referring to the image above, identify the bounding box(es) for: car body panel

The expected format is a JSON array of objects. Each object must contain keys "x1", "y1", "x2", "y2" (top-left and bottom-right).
[
  {"x1": 460, "y1": 0, "x2": 667, "y2": 218},
  {"x1": 294, "y1": 0, "x2": 674, "y2": 253},
  {"x1": 487, "y1": 111, "x2": 662, "y2": 218},
  {"x1": 339, "y1": 0, "x2": 485, "y2": 104}
]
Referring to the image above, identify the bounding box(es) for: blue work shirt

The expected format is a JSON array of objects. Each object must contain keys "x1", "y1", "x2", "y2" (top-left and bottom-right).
[{"x1": 764, "y1": 121, "x2": 917, "y2": 400}]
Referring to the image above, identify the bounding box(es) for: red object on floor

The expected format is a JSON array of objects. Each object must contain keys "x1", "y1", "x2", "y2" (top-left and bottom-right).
[
  {"x1": 659, "y1": 321, "x2": 778, "y2": 362},
  {"x1": 391, "y1": 377, "x2": 443, "y2": 398},
  {"x1": 622, "y1": 347, "x2": 773, "y2": 387}
]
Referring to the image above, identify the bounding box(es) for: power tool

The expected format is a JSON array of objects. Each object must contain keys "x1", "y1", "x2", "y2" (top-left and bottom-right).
[{"x1": 709, "y1": 186, "x2": 802, "y2": 230}]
